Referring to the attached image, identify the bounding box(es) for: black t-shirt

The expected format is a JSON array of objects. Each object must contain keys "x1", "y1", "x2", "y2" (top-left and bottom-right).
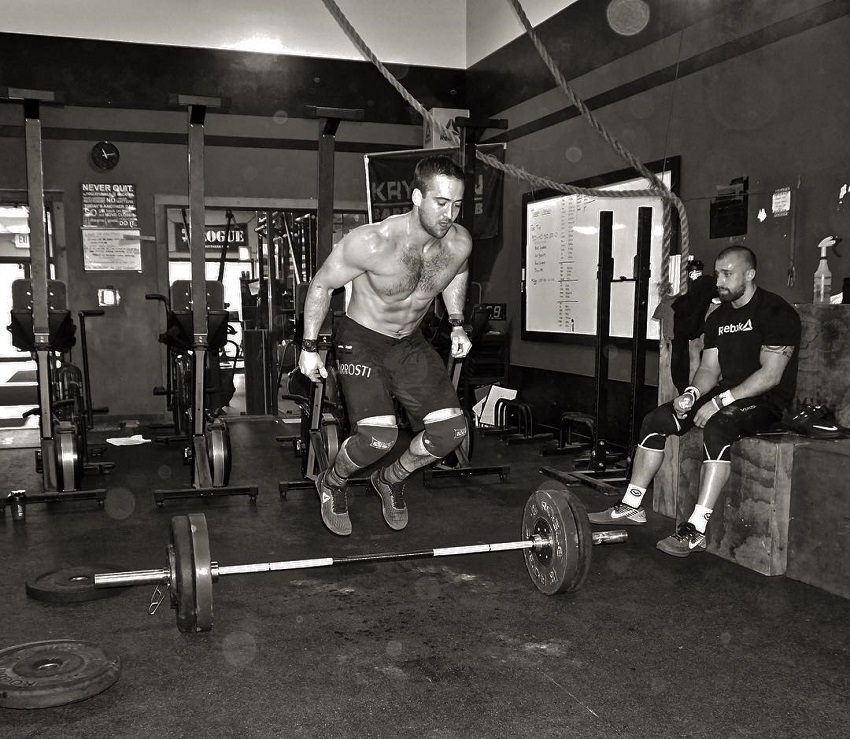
[{"x1": 703, "y1": 287, "x2": 801, "y2": 412}]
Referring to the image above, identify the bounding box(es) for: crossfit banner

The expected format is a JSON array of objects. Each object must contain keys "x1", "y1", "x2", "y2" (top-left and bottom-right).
[{"x1": 365, "y1": 145, "x2": 504, "y2": 239}]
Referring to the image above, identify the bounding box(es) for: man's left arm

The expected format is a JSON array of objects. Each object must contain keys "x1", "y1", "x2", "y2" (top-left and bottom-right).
[
  {"x1": 442, "y1": 259, "x2": 471, "y2": 358},
  {"x1": 724, "y1": 345, "x2": 794, "y2": 401},
  {"x1": 716, "y1": 303, "x2": 800, "y2": 407}
]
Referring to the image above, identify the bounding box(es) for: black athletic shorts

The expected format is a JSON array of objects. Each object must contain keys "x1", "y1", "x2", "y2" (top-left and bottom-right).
[{"x1": 333, "y1": 315, "x2": 460, "y2": 425}]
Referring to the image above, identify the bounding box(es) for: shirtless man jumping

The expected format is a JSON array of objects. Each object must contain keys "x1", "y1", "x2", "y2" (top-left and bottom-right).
[{"x1": 298, "y1": 155, "x2": 473, "y2": 536}]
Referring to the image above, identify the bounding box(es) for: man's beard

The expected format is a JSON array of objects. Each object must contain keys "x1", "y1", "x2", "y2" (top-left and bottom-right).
[
  {"x1": 717, "y1": 285, "x2": 745, "y2": 302},
  {"x1": 419, "y1": 211, "x2": 451, "y2": 239}
]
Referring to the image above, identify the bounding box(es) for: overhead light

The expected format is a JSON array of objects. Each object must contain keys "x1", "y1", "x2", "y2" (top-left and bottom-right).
[{"x1": 227, "y1": 35, "x2": 286, "y2": 54}]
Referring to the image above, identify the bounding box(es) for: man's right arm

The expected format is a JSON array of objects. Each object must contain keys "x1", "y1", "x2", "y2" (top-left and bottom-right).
[
  {"x1": 298, "y1": 232, "x2": 372, "y2": 381},
  {"x1": 674, "y1": 347, "x2": 721, "y2": 415},
  {"x1": 302, "y1": 234, "x2": 372, "y2": 343}
]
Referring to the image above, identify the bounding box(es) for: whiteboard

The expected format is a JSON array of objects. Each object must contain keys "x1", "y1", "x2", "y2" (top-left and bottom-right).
[{"x1": 522, "y1": 158, "x2": 679, "y2": 342}]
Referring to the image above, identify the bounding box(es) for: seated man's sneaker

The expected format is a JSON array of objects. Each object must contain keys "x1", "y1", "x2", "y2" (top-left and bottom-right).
[
  {"x1": 370, "y1": 471, "x2": 408, "y2": 531},
  {"x1": 656, "y1": 522, "x2": 706, "y2": 557},
  {"x1": 587, "y1": 502, "x2": 647, "y2": 526},
  {"x1": 315, "y1": 470, "x2": 352, "y2": 536}
]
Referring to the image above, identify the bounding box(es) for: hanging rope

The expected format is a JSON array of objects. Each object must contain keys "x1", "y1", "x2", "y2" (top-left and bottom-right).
[
  {"x1": 505, "y1": 0, "x2": 689, "y2": 294},
  {"x1": 319, "y1": 0, "x2": 689, "y2": 295}
]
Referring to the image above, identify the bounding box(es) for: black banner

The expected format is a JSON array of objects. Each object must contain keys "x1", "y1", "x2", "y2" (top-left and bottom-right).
[{"x1": 366, "y1": 145, "x2": 504, "y2": 239}]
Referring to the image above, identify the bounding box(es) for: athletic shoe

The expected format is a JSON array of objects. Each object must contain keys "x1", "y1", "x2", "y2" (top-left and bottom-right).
[
  {"x1": 656, "y1": 522, "x2": 706, "y2": 557},
  {"x1": 587, "y1": 502, "x2": 647, "y2": 526},
  {"x1": 782, "y1": 404, "x2": 846, "y2": 439},
  {"x1": 370, "y1": 471, "x2": 408, "y2": 531},
  {"x1": 315, "y1": 470, "x2": 351, "y2": 536}
]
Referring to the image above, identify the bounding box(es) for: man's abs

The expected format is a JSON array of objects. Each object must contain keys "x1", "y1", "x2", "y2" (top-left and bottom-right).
[{"x1": 346, "y1": 288, "x2": 435, "y2": 337}]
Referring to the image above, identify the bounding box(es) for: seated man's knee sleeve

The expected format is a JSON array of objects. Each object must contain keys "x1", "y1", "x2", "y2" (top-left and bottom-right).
[
  {"x1": 423, "y1": 414, "x2": 468, "y2": 459},
  {"x1": 702, "y1": 410, "x2": 738, "y2": 462},
  {"x1": 343, "y1": 424, "x2": 399, "y2": 467},
  {"x1": 638, "y1": 407, "x2": 673, "y2": 451}
]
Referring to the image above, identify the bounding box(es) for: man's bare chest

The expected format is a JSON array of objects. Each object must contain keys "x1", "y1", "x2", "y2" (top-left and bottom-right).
[{"x1": 373, "y1": 248, "x2": 457, "y2": 298}]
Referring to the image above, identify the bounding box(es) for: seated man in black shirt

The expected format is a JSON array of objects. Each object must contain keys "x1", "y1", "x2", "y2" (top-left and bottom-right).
[{"x1": 589, "y1": 245, "x2": 801, "y2": 557}]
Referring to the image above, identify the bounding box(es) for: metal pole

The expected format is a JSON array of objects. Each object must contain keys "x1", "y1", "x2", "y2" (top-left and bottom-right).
[
  {"x1": 590, "y1": 211, "x2": 614, "y2": 473},
  {"x1": 628, "y1": 207, "x2": 653, "y2": 450}
]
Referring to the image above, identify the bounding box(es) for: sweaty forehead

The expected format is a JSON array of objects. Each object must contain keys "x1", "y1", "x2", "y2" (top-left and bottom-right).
[
  {"x1": 423, "y1": 174, "x2": 464, "y2": 200},
  {"x1": 715, "y1": 255, "x2": 744, "y2": 272}
]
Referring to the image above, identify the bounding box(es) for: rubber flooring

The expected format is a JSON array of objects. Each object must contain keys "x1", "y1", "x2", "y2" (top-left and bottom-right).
[{"x1": 1, "y1": 419, "x2": 848, "y2": 738}]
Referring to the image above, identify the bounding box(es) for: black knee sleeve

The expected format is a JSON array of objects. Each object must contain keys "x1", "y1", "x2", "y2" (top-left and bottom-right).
[
  {"x1": 637, "y1": 405, "x2": 678, "y2": 451},
  {"x1": 702, "y1": 409, "x2": 739, "y2": 462},
  {"x1": 342, "y1": 423, "x2": 399, "y2": 468},
  {"x1": 422, "y1": 414, "x2": 468, "y2": 459}
]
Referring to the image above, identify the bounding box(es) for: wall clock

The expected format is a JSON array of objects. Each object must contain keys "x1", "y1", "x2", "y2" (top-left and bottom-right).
[{"x1": 91, "y1": 141, "x2": 120, "y2": 170}]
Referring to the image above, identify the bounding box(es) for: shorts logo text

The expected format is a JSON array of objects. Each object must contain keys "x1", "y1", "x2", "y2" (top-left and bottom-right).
[{"x1": 337, "y1": 363, "x2": 373, "y2": 378}]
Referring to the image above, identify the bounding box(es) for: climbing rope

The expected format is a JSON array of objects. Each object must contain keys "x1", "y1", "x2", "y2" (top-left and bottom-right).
[
  {"x1": 505, "y1": 0, "x2": 688, "y2": 294},
  {"x1": 319, "y1": 0, "x2": 689, "y2": 295}
]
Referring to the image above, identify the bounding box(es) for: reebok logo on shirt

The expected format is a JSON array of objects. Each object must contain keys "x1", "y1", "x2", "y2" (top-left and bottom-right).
[{"x1": 717, "y1": 318, "x2": 753, "y2": 335}]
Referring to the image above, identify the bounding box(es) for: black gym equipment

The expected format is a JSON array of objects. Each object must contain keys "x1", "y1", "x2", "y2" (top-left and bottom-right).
[
  {"x1": 422, "y1": 353, "x2": 510, "y2": 485},
  {"x1": 74, "y1": 309, "x2": 114, "y2": 473},
  {"x1": 146, "y1": 291, "x2": 192, "y2": 442},
  {"x1": 25, "y1": 565, "x2": 130, "y2": 603},
  {"x1": 94, "y1": 482, "x2": 627, "y2": 633},
  {"x1": 151, "y1": 94, "x2": 257, "y2": 507},
  {"x1": 277, "y1": 320, "x2": 370, "y2": 497},
  {"x1": 0, "y1": 640, "x2": 121, "y2": 710},
  {"x1": 1, "y1": 88, "x2": 107, "y2": 518},
  {"x1": 541, "y1": 207, "x2": 654, "y2": 495}
]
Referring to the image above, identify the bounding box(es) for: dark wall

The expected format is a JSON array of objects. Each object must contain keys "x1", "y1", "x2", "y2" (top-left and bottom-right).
[
  {"x1": 473, "y1": 0, "x2": 850, "y2": 398},
  {"x1": 0, "y1": 35, "x2": 465, "y2": 418},
  {"x1": 4, "y1": 3, "x2": 850, "y2": 423}
]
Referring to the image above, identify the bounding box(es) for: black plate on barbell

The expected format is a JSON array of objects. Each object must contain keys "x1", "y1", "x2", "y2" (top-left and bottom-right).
[{"x1": 522, "y1": 481, "x2": 592, "y2": 595}]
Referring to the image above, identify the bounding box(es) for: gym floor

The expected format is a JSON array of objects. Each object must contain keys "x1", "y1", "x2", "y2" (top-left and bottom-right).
[{"x1": 1, "y1": 416, "x2": 849, "y2": 738}]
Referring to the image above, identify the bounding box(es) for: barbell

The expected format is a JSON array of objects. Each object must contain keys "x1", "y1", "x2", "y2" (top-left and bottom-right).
[{"x1": 93, "y1": 483, "x2": 627, "y2": 633}]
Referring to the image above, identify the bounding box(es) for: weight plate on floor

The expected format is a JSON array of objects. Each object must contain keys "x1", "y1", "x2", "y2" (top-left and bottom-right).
[
  {"x1": 170, "y1": 515, "x2": 198, "y2": 633},
  {"x1": 0, "y1": 640, "x2": 121, "y2": 709},
  {"x1": 25, "y1": 566, "x2": 130, "y2": 604},
  {"x1": 187, "y1": 513, "x2": 214, "y2": 633},
  {"x1": 522, "y1": 481, "x2": 589, "y2": 595}
]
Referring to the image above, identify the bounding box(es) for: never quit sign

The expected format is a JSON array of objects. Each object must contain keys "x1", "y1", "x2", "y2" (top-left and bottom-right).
[{"x1": 81, "y1": 183, "x2": 139, "y2": 229}]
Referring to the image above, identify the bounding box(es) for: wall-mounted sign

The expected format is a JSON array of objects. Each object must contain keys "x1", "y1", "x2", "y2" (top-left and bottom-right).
[
  {"x1": 772, "y1": 187, "x2": 791, "y2": 217},
  {"x1": 81, "y1": 183, "x2": 138, "y2": 229},
  {"x1": 171, "y1": 222, "x2": 248, "y2": 260},
  {"x1": 82, "y1": 229, "x2": 142, "y2": 271}
]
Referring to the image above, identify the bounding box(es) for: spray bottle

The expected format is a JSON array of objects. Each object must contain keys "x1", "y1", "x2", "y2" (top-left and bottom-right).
[{"x1": 813, "y1": 236, "x2": 841, "y2": 304}]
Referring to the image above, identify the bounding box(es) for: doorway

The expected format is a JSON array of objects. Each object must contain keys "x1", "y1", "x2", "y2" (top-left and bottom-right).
[{"x1": 0, "y1": 202, "x2": 53, "y2": 434}]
